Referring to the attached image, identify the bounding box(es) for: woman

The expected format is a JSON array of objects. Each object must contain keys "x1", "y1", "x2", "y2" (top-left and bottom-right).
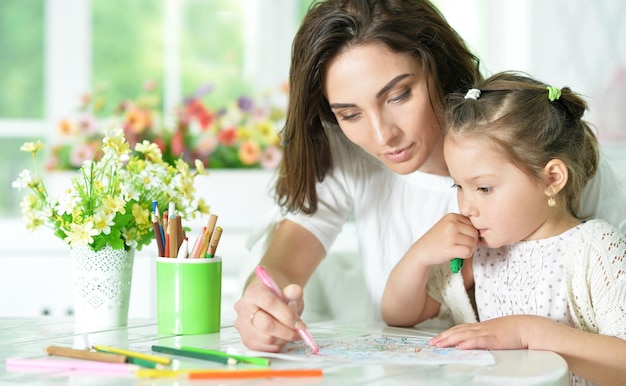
[{"x1": 233, "y1": 0, "x2": 626, "y2": 353}]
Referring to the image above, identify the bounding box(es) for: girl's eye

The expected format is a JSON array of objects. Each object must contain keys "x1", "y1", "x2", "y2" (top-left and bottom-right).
[
  {"x1": 477, "y1": 187, "x2": 493, "y2": 193},
  {"x1": 451, "y1": 183, "x2": 462, "y2": 190},
  {"x1": 388, "y1": 89, "x2": 410, "y2": 104}
]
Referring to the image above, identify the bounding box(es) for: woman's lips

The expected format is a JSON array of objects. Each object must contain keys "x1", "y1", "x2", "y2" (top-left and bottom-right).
[{"x1": 383, "y1": 143, "x2": 414, "y2": 163}]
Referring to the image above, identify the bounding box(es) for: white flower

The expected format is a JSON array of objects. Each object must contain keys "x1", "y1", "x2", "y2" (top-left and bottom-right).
[
  {"x1": 93, "y1": 209, "x2": 115, "y2": 235},
  {"x1": 55, "y1": 191, "x2": 80, "y2": 216},
  {"x1": 12, "y1": 169, "x2": 33, "y2": 190}
]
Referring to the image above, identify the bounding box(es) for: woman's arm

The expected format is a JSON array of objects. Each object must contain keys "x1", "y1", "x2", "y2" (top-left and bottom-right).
[
  {"x1": 430, "y1": 315, "x2": 626, "y2": 385},
  {"x1": 233, "y1": 220, "x2": 326, "y2": 352},
  {"x1": 381, "y1": 213, "x2": 478, "y2": 327}
]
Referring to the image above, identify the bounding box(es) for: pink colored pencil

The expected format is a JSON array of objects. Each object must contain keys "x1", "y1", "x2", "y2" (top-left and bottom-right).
[
  {"x1": 6, "y1": 357, "x2": 138, "y2": 373},
  {"x1": 189, "y1": 226, "x2": 206, "y2": 258}
]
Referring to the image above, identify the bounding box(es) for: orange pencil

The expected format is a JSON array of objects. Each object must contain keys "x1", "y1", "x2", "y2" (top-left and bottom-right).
[
  {"x1": 189, "y1": 226, "x2": 206, "y2": 258},
  {"x1": 187, "y1": 368, "x2": 323, "y2": 380}
]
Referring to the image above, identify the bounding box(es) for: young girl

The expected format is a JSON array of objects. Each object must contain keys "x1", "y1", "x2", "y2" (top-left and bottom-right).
[{"x1": 384, "y1": 71, "x2": 626, "y2": 385}]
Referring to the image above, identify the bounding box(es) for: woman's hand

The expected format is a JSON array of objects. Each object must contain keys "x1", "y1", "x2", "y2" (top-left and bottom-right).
[
  {"x1": 429, "y1": 315, "x2": 533, "y2": 350},
  {"x1": 233, "y1": 282, "x2": 306, "y2": 352}
]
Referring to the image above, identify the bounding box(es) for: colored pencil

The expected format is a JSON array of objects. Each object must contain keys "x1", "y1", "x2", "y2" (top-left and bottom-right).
[
  {"x1": 92, "y1": 345, "x2": 171, "y2": 365},
  {"x1": 126, "y1": 356, "x2": 167, "y2": 369},
  {"x1": 206, "y1": 226, "x2": 223, "y2": 258},
  {"x1": 45, "y1": 345, "x2": 126, "y2": 363},
  {"x1": 150, "y1": 345, "x2": 235, "y2": 365},
  {"x1": 188, "y1": 368, "x2": 323, "y2": 380},
  {"x1": 136, "y1": 368, "x2": 323, "y2": 380},
  {"x1": 179, "y1": 346, "x2": 270, "y2": 366},
  {"x1": 189, "y1": 226, "x2": 206, "y2": 258},
  {"x1": 198, "y1": 214, "x2": 218, "y2": 257},
  {"x1": 7, "y1": 357, "x2": 138, "y2": 373},
  {"x1": 168, "y1": 215, "x2": 179, "y2": 258},
  {"x1": 152, "y1": 213, "x2": 165, "y2": 257}
]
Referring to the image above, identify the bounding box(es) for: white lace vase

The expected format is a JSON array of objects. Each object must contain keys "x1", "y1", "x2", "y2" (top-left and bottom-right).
[{"x1": 70, "y1": 244, "x2": 135, "y2": 333}]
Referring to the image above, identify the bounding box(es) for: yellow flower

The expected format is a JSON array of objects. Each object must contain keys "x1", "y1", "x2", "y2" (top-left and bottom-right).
[
  {"x1": 20, "y1": 140, "x2": 44, "y2": 154},
  {"x1": 103, "y1": 196, "x2": 126, "y2": 215},
  {"x1": 194, "y1": 159, "x2": 207, "y2": 175},
  {"x1": 195, "y1": 197, "x2": 210, "y2": 216},
  {"x1": 24, "y1": 211, "x2": 45, "y2": 232},
  {"x1": 102, "y1": 127, "x2": 130, "y2": 156},
  {"x1": 135, "y1": 140, "x2": 163, "y2": 162},
  {"x1": 131, "y1": 203, "x2": 150, "y2": 227},
  {"x1": 64, "y1": 221, "x2": 99, "y2": 248}
]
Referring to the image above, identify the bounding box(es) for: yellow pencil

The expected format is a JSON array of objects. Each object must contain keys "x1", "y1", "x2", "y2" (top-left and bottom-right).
[
  {"x1": 206, "y1": 226, "x2": 223, "y2": 258},
  {"x1": 137, "y1": 369, "x2": 187, "y2": 378},
  {"x1": 198, "y1": 214, "x2": 218, "y2": 257},
  {"x1": 92, "y1": 345, "x2": 172, "y2": 365}
]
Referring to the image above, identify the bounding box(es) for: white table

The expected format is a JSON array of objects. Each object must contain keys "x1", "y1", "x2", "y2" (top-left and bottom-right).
[{"x1": 0, "y1": 318, "x2": 569, "y2": 385}]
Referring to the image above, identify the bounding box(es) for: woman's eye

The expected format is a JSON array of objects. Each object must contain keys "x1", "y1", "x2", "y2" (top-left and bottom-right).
[
  {"x1": 477, "y1": 187, "x2": 493, "y2": 193},
  {"x1": 389, "y1": 89, "x2": 410, "y2": 103},
  {"x1": 338, "y1": 112, "x2": 360, "y2": 121}
]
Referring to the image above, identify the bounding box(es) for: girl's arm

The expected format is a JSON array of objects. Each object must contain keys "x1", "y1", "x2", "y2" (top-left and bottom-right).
[
  {"x1": 381, "y1": 213, "x2": 478, "y2": 326},
  {"x1": 430, "y1": 315, "x2": 626, "y2": 385}
]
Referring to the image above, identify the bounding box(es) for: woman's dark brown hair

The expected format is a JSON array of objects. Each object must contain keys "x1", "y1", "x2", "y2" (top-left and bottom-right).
[{"x1": 277, "y1": 0, "x2": 482, "y2": 214}]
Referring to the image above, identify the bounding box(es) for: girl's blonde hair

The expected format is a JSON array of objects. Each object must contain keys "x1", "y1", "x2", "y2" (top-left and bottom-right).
[{"x1": 445, "y1": 71, "x2": 599, "y2": 219}]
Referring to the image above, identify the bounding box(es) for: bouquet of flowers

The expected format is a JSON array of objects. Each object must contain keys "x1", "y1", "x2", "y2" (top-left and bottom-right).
[
  {"x1": 47, "y1": 81, "x2": 285, "y2": 171},
  {"x1": 12, "y1": 127, "x2": 210, "y2": 252}
]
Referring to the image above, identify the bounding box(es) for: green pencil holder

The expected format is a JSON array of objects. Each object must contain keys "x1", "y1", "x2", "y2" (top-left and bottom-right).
[{"x1": 156, "y1": 257, "x2": 222, "y2": 335}]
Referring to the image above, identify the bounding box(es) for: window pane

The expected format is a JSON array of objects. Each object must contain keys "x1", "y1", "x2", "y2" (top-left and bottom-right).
[
  {"x1": 92, "y1": 0, "x2": 164, "y2": 115},
  {"x1": 181, "y1": 0, "x2": 248, "y2": 105},
  {"x1": 0, "y1": 0, "x2": 44, "y2": 118}
]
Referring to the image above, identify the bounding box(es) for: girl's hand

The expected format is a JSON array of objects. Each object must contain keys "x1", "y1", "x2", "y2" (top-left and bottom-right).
[
  {"x1": 415, "y1": 213, "x2": 478, "y2": 267},
  {"x1": 233, "y1": 282, "x2": 304, "y2": 352},
  {"x1": 429, "y1": 315, "x2": 535, "y2": 350}
]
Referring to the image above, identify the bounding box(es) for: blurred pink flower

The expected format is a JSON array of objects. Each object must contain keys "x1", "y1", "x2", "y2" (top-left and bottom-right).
[
  {"x1": 70, "y1": 143, "x2": 97, "y2": 167},
  {"x1": 260, "y1": 146, "x2": 282, "y2": 169}
]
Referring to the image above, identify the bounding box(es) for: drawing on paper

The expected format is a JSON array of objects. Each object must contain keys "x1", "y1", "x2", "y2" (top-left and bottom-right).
[{"x1": 280, "y1": 334, "x2": 495, "y2": 365}]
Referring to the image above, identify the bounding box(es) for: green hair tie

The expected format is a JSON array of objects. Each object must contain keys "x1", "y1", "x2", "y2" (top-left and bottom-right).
[{"x1": 546, "y1": 86, "x2": 561, "y2": 102}]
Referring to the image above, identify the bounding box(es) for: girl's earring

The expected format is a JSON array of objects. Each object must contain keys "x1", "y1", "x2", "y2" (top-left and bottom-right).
[{"x1": 547, "y1": 197, "x2": 556, "y2": 208}]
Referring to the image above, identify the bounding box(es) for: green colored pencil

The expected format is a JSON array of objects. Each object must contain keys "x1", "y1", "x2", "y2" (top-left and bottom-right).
[
  {"x1": 150, "y1": 345, "x2": 236, "y2": 365},
  {"x1": 180, "y1": 346, "x2": 270, "y2": 367},
  {"x1": 92, "y1": 347, "x2": 167, "y2": 368},
  {"x1": 126, "y1": 356, "x2": 166, "y2": 369}
]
